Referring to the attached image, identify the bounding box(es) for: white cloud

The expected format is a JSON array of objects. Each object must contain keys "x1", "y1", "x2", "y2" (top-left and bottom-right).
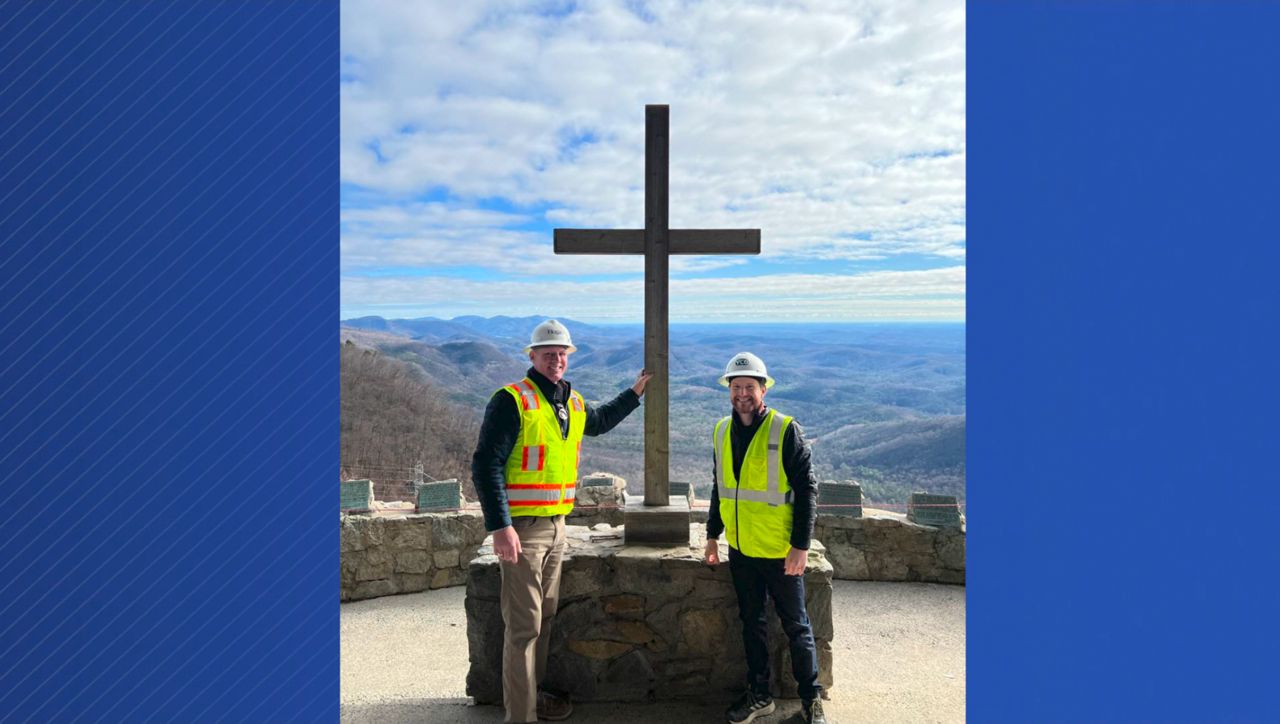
[
  {"x1": 340, "y1": 0, "x2": 966, "y2": 317},
  {"x1": 341, "y1": 266, "x2": 965, "y2": 322}
]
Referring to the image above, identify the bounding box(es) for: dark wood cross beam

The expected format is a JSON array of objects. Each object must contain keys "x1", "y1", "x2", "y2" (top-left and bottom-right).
[{"x1": 554, "y1": 105, "x2": 760, "y2": 509}]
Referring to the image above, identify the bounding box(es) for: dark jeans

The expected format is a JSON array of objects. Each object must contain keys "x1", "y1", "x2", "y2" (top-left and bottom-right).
[{"x1": 728, "y1": 547, "x2": 821, "y2": 700}]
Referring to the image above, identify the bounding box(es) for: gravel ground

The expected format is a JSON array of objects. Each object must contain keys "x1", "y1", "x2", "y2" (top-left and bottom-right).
[{"x1": 341, "y1": 580, "x2": 965, "y2": 723}]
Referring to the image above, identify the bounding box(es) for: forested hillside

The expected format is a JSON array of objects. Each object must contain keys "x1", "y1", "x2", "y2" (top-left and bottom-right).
[{"x1": 339, "y1": 341, "x2": 479, "y2": 501}]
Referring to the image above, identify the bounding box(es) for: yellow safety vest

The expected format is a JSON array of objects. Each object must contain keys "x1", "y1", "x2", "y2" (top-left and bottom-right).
[
  {"x1": 500, "y1": 378, "x2": 586, "y2": 517},
  {"x1": 715, "y1": 409, "x2": 794, "y2": 558}
]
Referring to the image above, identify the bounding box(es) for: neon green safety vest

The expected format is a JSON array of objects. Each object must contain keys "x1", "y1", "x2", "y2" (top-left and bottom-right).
[
  {"x1": 500, "y1": 377, "x2": 586, "y2": 517},
  {"x1": 714, "y1": 409, "x2": 794, "y2": 558}
]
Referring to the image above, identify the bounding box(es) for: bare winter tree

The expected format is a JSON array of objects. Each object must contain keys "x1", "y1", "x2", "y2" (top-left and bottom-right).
[{"x1": 340, "y1": 342, "x2": 480, "y2": 501}]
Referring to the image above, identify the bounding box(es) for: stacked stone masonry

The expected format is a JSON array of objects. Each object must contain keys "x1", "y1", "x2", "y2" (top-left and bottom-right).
[
  {"x1": 464, "y1": 526, "x2": 835, "y2": 704},
  {"x1": 340, "y1": 511, "x2": 488, "y2": 602},
  {"x1": 566, "y1": 472, "x2": 627, "y2": 528},
  {"x1": 814, "y1": 511, "x2": 966, "y2": 584},
  {"x1": 339, "y1": 506, "x2": 965, "y2": 601}
]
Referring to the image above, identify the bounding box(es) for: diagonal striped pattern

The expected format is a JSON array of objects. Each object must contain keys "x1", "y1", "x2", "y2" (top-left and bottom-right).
[{"x1": 0, "y1": 2, "x2": 338, "y2": 720}]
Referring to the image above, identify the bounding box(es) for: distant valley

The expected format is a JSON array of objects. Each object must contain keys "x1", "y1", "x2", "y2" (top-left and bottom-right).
[{"x1": 340, "y1": 315, "x2": 965, "y2": 505}]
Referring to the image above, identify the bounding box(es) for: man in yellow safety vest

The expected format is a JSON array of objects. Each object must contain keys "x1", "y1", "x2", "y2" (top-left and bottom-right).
[
  {"x1": 471, "y1": 319, "x2": 650, "y2": 723},
  {"x1": 703, "y1": 352, "x2": 825, "y2": 724}
]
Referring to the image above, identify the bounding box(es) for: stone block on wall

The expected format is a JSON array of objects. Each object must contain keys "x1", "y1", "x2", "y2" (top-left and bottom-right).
[
  {"x1": 907, "y1": 492, "x2": 962, "y2": 528},
  {"x1": 341, "y1": 479, "x2": 374, "y2": 513},
  {"x1": 570, "y1": 472, "x2": 627, "y2": 526},
  {"x1": 581, "y1": 472, "x2": 624, "y2": 488},
  {"x1": 394, "y1": 550, "x2": 432, "y2": 574},
  {"x1": 817, "y1": 481, "x2": 862, "y2": 517},
  {"x1": 415, "y1": 479, "x2": 463, "y2": 512},
  {"x1": 388, "y1": 515, "x2": 431, "y2": 551}
]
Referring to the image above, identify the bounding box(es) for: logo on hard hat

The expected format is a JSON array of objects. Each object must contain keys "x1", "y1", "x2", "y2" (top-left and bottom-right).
[{"x1": 734, "y1": 358, "x2": 750, "y2": 366}]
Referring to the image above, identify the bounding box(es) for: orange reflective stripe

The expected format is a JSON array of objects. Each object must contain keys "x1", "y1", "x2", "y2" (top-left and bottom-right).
[
  {"x1": 521, "y1": 444, "x2": 546, "y2": 472},
  {"x1": 571, "y1": 394, "x2": 584, "y2": 412},
  {"x1": 509, "y1": 380, "x2": 540, "y2": 411}
]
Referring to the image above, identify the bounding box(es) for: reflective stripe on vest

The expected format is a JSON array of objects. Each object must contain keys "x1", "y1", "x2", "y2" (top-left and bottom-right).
[
  {"x1": 506, "y1": 482, "x2": 577, "y2": 505},
  {"x1": 509, "y1": 379, "x2": 540, "y2": 411},
  {"x1": 715, "y1": 413, "x2": 792, "y2": 507},
  {"x1": 521, "y1": 444, "x2": 545, "y2": 472}
]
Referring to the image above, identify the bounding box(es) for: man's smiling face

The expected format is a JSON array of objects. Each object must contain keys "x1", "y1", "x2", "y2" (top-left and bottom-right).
[
  {"x1": 729, "y1": 376, "x2": 766, "y2": 418},
  {"x1": 530, "y1": 346, "x2": 570, "y2": 383}
]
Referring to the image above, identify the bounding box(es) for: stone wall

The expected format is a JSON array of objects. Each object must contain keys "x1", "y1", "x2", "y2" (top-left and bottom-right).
[
  {"x1": 339, "y1": 505, "x2": 965, "y2": 603},
  {"x1": 465, "y1": 526, "x2": 834, "y2": 704},
  {"x1": 692, "y1": 505, "x2": 964, "y2": 584},
  {"x1": 340, "y1": 511, "x2": 488, "y2": 602},
  {"x1": 814, "y1": 511, "x2": 965, "y2": 584}
]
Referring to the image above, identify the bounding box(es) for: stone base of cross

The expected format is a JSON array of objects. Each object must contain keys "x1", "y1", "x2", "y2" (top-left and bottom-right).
[
  {"x1": 621, "y1": 496, "x2": 691, "y2": 546},
  {"x1": 555, "y1": 105, "x2": 760, "y2": 546}
]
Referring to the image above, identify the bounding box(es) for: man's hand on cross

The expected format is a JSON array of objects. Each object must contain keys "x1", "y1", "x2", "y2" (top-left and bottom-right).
[{"x1": 631, "y1": 370, "x2": 653, "y2": 396}]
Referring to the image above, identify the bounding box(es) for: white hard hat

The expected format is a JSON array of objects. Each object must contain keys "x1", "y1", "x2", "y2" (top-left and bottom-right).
[
  {"x1": 524, "y1": 319, "x2": 577, "y2": 354},
  {"x1": 718, "y1": 351, "x2": 774, "y2": 388}
]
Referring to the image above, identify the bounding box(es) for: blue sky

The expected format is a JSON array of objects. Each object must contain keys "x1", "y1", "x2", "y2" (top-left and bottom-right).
[{"x1": 340, "y1": 0, "x2": 965, "y2": 323}]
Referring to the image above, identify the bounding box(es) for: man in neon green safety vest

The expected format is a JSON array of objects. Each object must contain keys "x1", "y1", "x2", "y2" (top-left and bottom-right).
[
  {"x1": 704, "y1": 352, "x2": 826, "y2": 724},
  {"x1": 471, "y1": 319, "x2": 650, "y2": 724}
]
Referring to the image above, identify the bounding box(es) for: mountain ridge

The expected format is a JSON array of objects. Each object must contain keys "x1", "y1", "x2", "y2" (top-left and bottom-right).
[{"x1": 339, "y1": 315, "x2": 965, "y2": 503}]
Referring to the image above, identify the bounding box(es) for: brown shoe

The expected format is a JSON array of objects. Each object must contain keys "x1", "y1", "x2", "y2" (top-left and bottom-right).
[{"x1": 537, "y1": 690, "x2": 573, "y2": 721}]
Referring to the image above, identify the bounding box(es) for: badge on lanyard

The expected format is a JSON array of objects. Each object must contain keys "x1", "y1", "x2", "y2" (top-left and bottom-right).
[{"x1": 557, "y1": 405, "x2": 568, "y2": 421}]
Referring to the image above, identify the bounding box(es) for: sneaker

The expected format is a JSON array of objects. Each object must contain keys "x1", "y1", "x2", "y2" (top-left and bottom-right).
[
  {"x1": 802, "y1": 697, "x2": 827, "y2": 724},
  {"x1": 536, "y1": 690, "x2": 573, "y2": 721},
  {"x1": 726, "y1": 689, "x2": 775, "y2": 724}
]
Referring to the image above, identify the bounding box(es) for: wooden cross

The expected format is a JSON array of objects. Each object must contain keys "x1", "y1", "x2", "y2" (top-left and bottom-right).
[{"x1": 555, "y1": 105, "x2": 760, "y2": 511}]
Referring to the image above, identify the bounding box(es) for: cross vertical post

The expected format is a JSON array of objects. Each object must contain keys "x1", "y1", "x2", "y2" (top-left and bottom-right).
[
  {"x1": 644, "y1": 105, "x2": 670, "y2": 507},
  {"x1": 553, "y1": 104, "x2": 761, "y2": 544}
]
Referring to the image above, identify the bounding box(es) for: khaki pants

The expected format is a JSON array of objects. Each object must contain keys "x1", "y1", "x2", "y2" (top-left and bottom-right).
[{"x1": 500, "y1": 514, "x2": 566, "y2": 724}]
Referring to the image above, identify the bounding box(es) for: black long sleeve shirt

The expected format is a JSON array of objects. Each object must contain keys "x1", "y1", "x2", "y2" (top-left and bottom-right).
[
  {"x1": 705, "y1": 406, "x2": 818, "y2": 552},
  {"x1": 471, "y1": 367, "x2": 641, "y2": 532}
]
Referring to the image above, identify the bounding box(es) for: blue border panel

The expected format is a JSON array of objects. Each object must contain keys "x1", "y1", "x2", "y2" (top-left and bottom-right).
[
  {"x1": 971, "y1": 3, "x2": 1280, "y2": 720},
  {"x1": 0, "y1": 2, "x2": 337, "y2": 720}
]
